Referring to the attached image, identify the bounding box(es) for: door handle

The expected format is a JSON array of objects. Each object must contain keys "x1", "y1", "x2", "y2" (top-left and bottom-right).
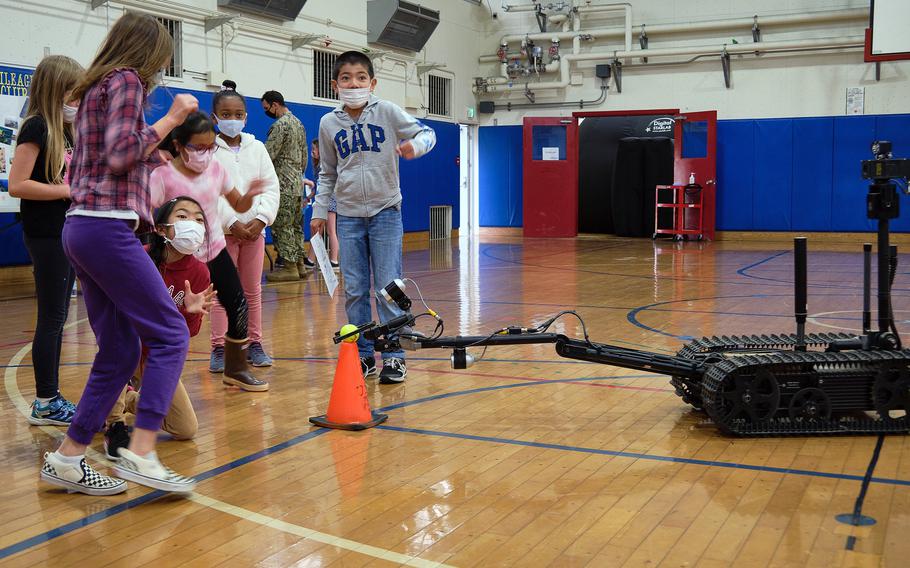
[{"x1": 705, "y1": 179, "x2": 715, "y2": 185}]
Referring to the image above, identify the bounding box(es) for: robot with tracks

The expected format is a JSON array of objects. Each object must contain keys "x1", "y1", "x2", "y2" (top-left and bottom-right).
[{"x1": 338, "y1": 143, "x2": 910, "y2": 437}]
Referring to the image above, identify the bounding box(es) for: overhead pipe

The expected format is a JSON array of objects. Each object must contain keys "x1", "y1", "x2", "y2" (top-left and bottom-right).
[
  {"x1": 480, "y1": 7, "x2": 866, "y2": 63},
  {"x1": 474, "y1": 35, "x2": 864, "y2": 93},
  {"x1": 497, "y1": 3, "x2": 632, "y2": 54}
]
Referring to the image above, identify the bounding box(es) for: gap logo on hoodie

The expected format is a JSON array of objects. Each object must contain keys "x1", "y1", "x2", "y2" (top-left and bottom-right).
[{"x1": 334, "y1": 124, "x2": 386, "y2": 160}]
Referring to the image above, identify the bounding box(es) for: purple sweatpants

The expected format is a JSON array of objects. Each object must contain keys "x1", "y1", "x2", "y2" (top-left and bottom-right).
[{"x1": 62, "y1": 216, "x2": 189, "y2": 445}]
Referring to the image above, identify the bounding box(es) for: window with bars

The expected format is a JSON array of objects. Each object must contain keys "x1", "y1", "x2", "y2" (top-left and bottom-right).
[
  {"x1": 313, "y1": 49, "x2": 338, "y2": 101},
  {"x1": 156, "y1": 17, "x2": 183, "y2": 78},
  {"x1": 427, "y1": 74, "x2": 451, "y2": 117}
]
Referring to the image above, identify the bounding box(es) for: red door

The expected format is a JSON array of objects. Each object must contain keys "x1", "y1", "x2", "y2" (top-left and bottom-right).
[
  {"x1": 522, "y1": 116, "x2": 578, "y2": 237},
  {"x1": 673, "y1": 110, "x2": 717, "y2": 240}
]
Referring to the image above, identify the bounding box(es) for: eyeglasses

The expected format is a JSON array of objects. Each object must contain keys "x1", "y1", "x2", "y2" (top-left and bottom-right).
[{"x1": 184, "y1": 143, "x2": 216, "y2": 155}]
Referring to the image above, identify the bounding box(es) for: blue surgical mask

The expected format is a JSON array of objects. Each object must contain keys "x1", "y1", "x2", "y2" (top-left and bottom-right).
[{"x1": 218, "y1": 119, "x2": 245, "y2": 139}]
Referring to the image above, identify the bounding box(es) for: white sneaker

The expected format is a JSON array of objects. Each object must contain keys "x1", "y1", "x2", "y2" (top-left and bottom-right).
[
  {"x1": 40, "y1": 451, "x2": 127, "y2": 496},
  {"x1": 113, "y1": 449, "x2": 197, "y2": 493}
]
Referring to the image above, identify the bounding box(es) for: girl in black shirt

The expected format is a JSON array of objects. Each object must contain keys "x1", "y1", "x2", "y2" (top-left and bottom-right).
[{"x1": 8, "y1": 55, "x2": 84, "y2": 425}]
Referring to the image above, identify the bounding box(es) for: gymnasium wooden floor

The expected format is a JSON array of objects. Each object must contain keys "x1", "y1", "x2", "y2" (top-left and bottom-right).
[{"x1": 1, "y1": 235, "x2": 909, "y2": 567}]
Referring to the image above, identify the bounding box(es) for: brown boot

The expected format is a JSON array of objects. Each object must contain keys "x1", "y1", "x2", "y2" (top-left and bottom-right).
[
  {"x1": 266, "y1": 263, "x2": 299, "y2": 282},
  {"x1": 222, "y1": 337, "x2": 269, "y2": 392}
]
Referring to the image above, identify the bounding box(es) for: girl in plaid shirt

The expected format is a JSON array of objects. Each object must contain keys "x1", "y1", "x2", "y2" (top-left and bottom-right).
[{"x1": 40, "y1": 13, "x2": 200, "y2": 496}]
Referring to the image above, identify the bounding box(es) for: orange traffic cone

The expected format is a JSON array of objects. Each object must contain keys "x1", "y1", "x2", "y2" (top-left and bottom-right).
[{"x1": 309, "y1": 341, "x2": 388, "y2": 430}]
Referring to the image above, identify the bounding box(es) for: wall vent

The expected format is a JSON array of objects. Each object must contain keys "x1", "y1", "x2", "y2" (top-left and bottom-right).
[
  {"x1": 217, "y1": 0, "x2": 308, "y2": 21},
  {"x1": 367, "y1": 0, "x2": 440, "y2": 52}
]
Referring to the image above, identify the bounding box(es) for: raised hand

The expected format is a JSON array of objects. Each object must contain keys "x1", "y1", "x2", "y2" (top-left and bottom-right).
[
  {"x1": 234, "y1": 179, "x2": 265, "y2": 213},
  {"x1": 167, "y1": 94, "x2": 198, "y2": 124},
  {"x1": 183, "y1": 281, "x2": 216, "y2": 314}
]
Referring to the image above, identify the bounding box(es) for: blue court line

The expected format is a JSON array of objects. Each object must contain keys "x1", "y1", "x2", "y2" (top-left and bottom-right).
[
  {"x1": 736, "y1": 251, "x2": 790, "y2": 282},
  {"x1": 0, "y1": 374, "x2": 654, "y2": 560},
  {"x1": 376, "y1": 425, "x2": 910, "y2": 488},
  {"x1": 625, "y1": 290, "x2": 910, "y2": 340}
]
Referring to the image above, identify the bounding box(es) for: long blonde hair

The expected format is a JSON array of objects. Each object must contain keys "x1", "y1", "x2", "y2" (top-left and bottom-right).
[
  {"x1": 22, "y1": 55, "x2": 83, "y2": 185},
  {"x1": 72, "y1": 12, "x2": 172, "y2": 101}
]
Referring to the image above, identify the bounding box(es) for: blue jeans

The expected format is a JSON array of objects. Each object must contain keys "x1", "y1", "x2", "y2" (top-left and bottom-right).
[{"x1": 337, "y1": 207, "x2": 404, "y2": 360}]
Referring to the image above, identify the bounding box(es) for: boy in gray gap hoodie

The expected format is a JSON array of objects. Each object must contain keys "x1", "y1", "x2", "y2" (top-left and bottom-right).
[{"x1": 311, "y1": 51, "x2": 435, "y2": 384}]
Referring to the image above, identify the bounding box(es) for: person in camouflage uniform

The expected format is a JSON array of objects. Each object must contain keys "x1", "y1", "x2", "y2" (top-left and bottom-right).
[{"x1": 261, "y1": 90, "x2": 310, "y2": 281}]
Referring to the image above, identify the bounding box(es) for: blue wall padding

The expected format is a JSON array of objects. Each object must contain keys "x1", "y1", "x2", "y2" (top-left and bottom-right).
[
  {"x1": 0, "y1": 213, "x2": 30, "y2": 265},
  {"x1": 478, "y1": 125, "x2": 523, "y2": 227},
  {"x1": 400, "y1": 120, "x2": 460, "y2": 232},
  {"x1": 715, "y1": 120, "x2": 754, "y2": 230},
  {"x1": 791, "y1": 118, "x2": 834, "y2": 231},
  {"x1": 477, "y1": 113, "x2": 910, "y2": 233},
  {"x1": 831, "y1": 116, "x2": 877, "y2": 232},
  {"x1": 752, "y1": 120, "x2": 793, "y2": 230}
]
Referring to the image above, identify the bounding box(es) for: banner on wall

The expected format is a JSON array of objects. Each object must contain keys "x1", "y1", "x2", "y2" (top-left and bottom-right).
[{"x1": 0, "y1": 64, "x2": 33, "y2": 213}]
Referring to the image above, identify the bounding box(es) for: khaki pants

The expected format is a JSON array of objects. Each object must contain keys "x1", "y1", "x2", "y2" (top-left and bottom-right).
[{"x1": 107, "y1": 379, "x2": 197, "y2": 440}]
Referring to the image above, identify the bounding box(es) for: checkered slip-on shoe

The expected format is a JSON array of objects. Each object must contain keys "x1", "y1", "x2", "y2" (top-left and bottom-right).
[
  {"x1": 114, "y1": 449, "x2": 197, "y2": 494},
  {"x1": 40, "y1": 452, "x2": 127, "y2": 496}
]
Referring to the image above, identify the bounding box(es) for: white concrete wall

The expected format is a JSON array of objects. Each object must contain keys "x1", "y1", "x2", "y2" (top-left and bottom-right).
[
  {"x1": 0, "y1": 0, "x2": 490, "y2": 122},
  {"x1": 474, "y1": 0, "x2": 910, "y2": 123}
]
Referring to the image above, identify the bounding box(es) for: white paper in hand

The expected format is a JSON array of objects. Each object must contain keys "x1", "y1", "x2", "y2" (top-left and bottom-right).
[{"x1": 310, "y1": 233, "x2": 338, "y2": 297}]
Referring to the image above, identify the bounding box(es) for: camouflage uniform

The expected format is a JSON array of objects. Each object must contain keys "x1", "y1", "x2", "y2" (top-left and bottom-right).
[{"x1": 265, "y1": 110, "x2": 308, "y2": 263}]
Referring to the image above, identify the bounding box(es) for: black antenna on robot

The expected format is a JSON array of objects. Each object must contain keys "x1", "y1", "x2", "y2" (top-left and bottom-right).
[
  {"x1": 794, "y1": 237, "x2": 808, "y2": 351},
  {"x1": 862, "y1": 243, "x2": 872, "y2": 335}
]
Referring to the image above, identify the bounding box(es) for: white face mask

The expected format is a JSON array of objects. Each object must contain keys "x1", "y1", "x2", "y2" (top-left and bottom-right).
[
  {"x1": 62, "y1": 104, "x2": 78, "y2": 123},
  {"x1": 218, "y1": 119, "x2": 245, "y2": 139},
  {"x1": 338, "y1": 87, "x2": 371, "y2": 109},
  {"x1": 163, "y1": 220, "x2": 205, "y2": 256}
]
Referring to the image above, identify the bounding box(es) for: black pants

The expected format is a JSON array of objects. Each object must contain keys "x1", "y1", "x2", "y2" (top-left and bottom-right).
[
  {"x1": 207, "y1": 248, "x2": 248, "y2": 340},
  {"x1": 24, "y1": 235, "x2": 77, "y2": 399}
]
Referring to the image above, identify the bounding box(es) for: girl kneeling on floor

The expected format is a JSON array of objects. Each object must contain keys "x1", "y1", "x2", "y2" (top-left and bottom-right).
[{"x1": 104, "y1": 196, "x2": 216, "y2": 459}]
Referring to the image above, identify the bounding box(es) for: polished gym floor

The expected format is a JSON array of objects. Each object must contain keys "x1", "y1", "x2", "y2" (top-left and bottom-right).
[{"x1": 1, "y1": 235, "x2": 908, "y2": 567}]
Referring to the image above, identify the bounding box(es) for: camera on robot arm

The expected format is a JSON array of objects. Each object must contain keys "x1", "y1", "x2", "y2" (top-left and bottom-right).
[{"x1": 331, "y1": 279, "x2": 445, "y2": 353}]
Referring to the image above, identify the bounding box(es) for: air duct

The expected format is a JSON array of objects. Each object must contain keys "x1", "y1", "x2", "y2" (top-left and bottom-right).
[{"x1": 367, "y1": 0, "x2": 440, "y2": 52}]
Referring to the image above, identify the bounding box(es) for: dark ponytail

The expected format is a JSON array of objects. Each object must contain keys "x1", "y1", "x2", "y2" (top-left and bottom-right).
[{"x1": 213, "y1": 80, "x2": 246, "y2": 115}]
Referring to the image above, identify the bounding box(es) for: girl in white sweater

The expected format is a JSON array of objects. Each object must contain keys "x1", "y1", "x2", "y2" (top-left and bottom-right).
[{"x1": 210, "y1": 85, "x2": 280, "y2": 369}]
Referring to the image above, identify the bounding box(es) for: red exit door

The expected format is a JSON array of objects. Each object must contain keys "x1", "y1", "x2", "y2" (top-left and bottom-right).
[
  {"x1": 522, "y1": 116, "x2": 578, "y2": 237},
  {"x1": 673, "y1": 110, "x2": 717, "y2": 240}
]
